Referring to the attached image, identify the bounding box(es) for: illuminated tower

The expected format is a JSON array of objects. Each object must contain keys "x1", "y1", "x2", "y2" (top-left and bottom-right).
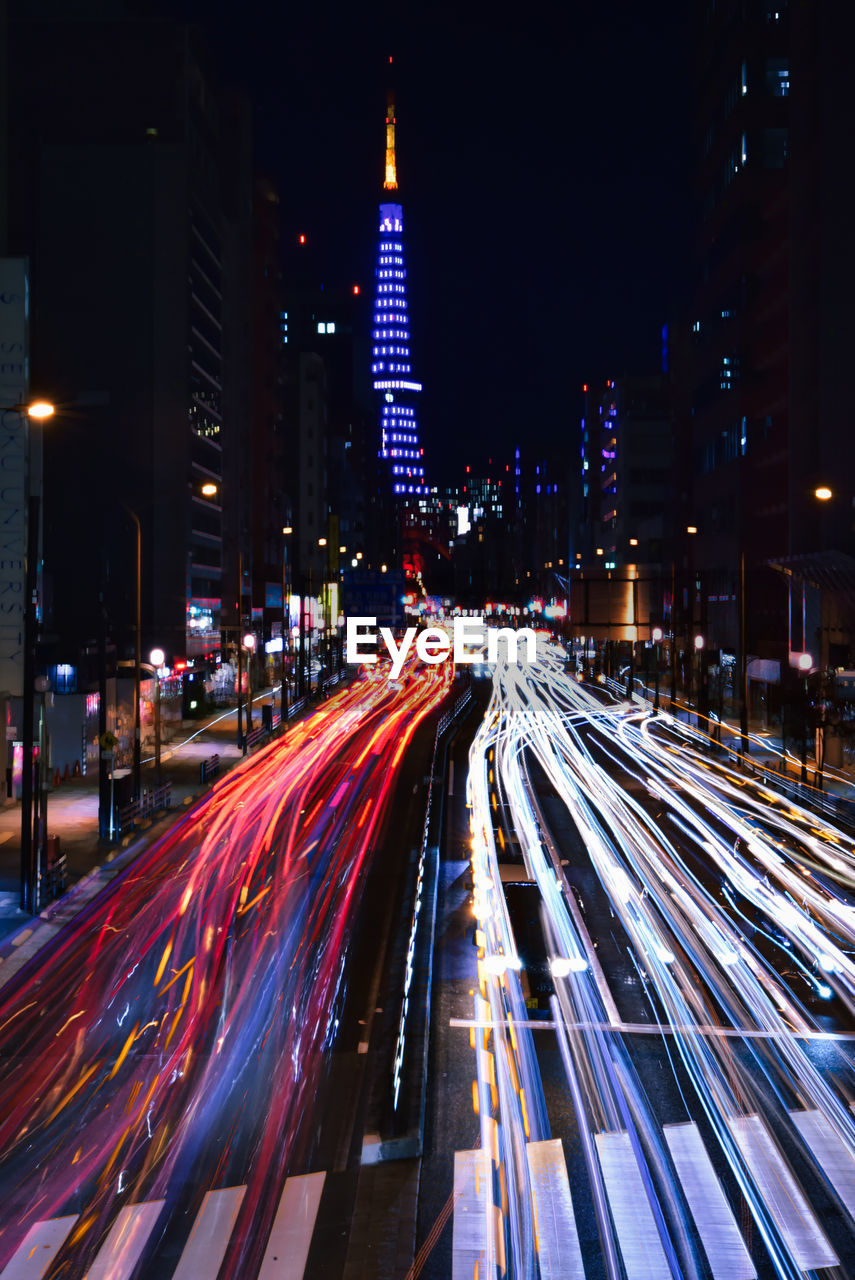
[{"x1": 372, "y1": 79, "x2": 428, "y2": 498}]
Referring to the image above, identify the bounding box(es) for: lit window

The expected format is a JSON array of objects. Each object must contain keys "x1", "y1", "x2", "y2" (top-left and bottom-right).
[{"x1": 317, "y1": 322, "x2": 326, "y2": 334}]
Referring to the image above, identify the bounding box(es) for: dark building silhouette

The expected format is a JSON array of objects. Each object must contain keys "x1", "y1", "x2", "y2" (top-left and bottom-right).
[
  {"x1": 578, "y1": 376, "x2": 673, "y2": 572},
  {"x1": 250, "y1": 175, "x2": 290, "y2": 657},
  {"x1": 6, "y1": 12, "x2": 254, "y2": 670},
  {"x1": 681, "y1": 0, "x2": 855, "y2": 683}
]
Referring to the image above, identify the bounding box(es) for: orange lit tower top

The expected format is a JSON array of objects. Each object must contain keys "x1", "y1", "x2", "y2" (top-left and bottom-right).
[{"x1": 384, "y1": 81, "x2": 397, "y2": 190}]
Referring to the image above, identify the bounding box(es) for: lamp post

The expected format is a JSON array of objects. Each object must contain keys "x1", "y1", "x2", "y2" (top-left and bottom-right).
[
  {"x1": 291, "y1": 624, "x2": 300, "y2": 701},
  {"x1": 318, "y1": 538, "x2": 328, "y2": 694},
  {"x1": 17, "y1": 400, "x2": 55, "y2": 914},
  {"x1": 281, "y1": 526, "x2": 292, "y2": 730},
  {"x1": 243, "y1": 632, "x2": 256, "y2": 743},
  {"x1": 33, "y1": 674, "x2": 51, "y2": 906},
  {"x1": 694, "y1": 633, "x2": 705, "y2": 730},
  {"x1": 739, "y1": 550, "x2": 749, "y2": 756},
  {"x1": 236, "y1": 548, "x2": 246, "y2": 750},
  {"x1": 149, "y1": 648, "x2": 165, "y2": 778},
  {"x1": 652, "y1": 627, "x2": 663, "y2": 711},
  {"x1": 798, "y1": 651, "x2": 812, "y2": 784},
  {"x1": 124, "y1": 506, "x2": 142, "y2": 801}
]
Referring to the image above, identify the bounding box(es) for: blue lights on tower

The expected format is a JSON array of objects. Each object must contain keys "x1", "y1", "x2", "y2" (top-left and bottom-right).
[{"x1": 372, "y1": 202, "x2": 427, "y2": 496}]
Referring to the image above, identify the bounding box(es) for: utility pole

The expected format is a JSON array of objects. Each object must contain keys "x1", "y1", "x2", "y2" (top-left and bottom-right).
[
  {"x1": 125, "y1": 507, "x2": 142, "y2": 801},
  {"x1": 98, "y1": 590, "x2": 111, "y2": 838},
  {"x1": 739, "y1": 550, "x2": 749, "y2": 756},
  {"x1": 237, "y1": 550, "x2": 244, "y2": 751},
  {"x1": 280, "y1": 534, "x2": 289, "y2": 731},
  {"x1": 20, "y1": 494, "x2": 38, "y2": 912},
  {"x1": 669, "y1": 560, "x2": 678, "y2": 711}
]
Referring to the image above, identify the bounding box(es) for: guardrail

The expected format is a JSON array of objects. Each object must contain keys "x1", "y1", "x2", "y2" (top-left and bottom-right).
[
  {"x1": 389, "y1": 682, "x2": 474, "y2": 1140},
  {"x1": 116, "y1": 780, "x2": 173, "y2": 835}
]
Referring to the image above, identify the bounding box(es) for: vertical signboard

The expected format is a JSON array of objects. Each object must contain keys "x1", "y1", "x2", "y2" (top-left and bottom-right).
[{"x1": 0, "y1": 259, "x2": 30, "y2": 698}]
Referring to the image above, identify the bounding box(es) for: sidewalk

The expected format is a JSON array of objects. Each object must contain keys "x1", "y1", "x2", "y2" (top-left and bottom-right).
[{"x1": 0, "y1": 689, "x2": 285, "y2": 957}]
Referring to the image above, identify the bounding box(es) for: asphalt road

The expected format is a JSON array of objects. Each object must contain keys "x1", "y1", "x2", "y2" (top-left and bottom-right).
[
  {"x1": 459, "y1": 645, "x2": 855, "y2": 1280},
  {"x1": 0, "y1": 666, "x2": 450, "y2": 1280}
]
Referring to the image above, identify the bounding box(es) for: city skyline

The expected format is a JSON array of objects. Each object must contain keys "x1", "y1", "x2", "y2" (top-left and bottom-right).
[{"x1": 157, "y1": 0, "x2": 690, "y2": 479}]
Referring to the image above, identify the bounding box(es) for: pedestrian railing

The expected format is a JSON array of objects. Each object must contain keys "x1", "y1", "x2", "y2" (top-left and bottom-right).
[
  {"x1": 244, "y1": 725, "x2": 267, "y2": 752},
  {"x1": 200, "y1": 754, "x2": 221, "y2": 785},
  {"x1": 116, "y1": 781, "x2": 173, "y2": 835}
]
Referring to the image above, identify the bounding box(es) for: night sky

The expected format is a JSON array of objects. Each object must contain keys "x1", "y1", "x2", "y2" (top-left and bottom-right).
[{"x1": 165, "y1": 0, "x2": 691, "y2": 483}]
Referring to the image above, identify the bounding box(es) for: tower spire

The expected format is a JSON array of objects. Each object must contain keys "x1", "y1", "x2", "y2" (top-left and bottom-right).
[{"x1": 384, "y1": 59, "x2": 397, "y2": 191}]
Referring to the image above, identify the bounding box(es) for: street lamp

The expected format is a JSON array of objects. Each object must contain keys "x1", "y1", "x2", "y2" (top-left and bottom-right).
[
  {"x1": 27, "y1": 401, "x2": 55, "y2": 421},
  {"x1": 150, "y1": 648, "x2": 165, "y2": 777},
  {"x1": 281, "y1": 526, "x2": 292, "y2": 730},
  {"x1": 814, "y1": 487, "x2": 833, "y2": 502},
  {"x1": 33, "y1": 674, "x2": 50, "y2": 906},
  {"x1": 652, "y1": 626, "x2": 663, "y2": 711},
  {"x1": 18, "y1": 400, "x2": 55, "y2": 913},
  {"x1": 798, "y1": 651, "x2": 813, "y2": 783},
  {"x1": 242, "y1": 632, "x2": 256, "y2": 748},
  {"x1": 123, "y1": 506, "x2": 142, "y2": 801}
]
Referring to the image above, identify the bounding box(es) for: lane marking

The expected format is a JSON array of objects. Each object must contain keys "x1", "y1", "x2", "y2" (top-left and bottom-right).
[
  {"x1": 727, "y1": 1114, "x2": 837, "y2": 1271},
  {"x1": 171, "y1": 1187, "x2": 246, "y2": 1280},
  {"x1": 452, "y1": 1149, "x2": 498, "y2": 1280},
  {"x1": 594, "y1": 1132, "x2": 671, "y2": 1280},
  {"x1": 258, "y1": 1171, "x2": 325, "y2": 1280},
  {"x1": 84, "y1": 1201, "x2": 165, "y2": 1280},
  {"x1": 0, "y1": 1216, "x2": 78, "y2": 1280},
  {"x1": 663, "y1": 1122, "x2": 755, "y2": 1279},
  {"x1": 449, "y1": 1016, "x2": 855, "y2": 1041},
  {"x1": 525, "y1": 1139, "x2": 585, "y2": 1279},
  {"x1": 789, "y1": 1109, "x2": 855, "y2": 1222}
]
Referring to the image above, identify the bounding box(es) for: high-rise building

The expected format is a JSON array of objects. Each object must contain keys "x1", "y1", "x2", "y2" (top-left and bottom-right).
[
  {"x1": 371, "y1": 82, "x2": 427, "y2": 503},
  {"x1": 682, "y1": 1, "x2": 855, "y2": 676},
  {"x1": 5, "y1": 13, "x2": 254, "y2": 669},
  {"x1": 579, "y1": 376, "x2": 672, "y2": 571}
]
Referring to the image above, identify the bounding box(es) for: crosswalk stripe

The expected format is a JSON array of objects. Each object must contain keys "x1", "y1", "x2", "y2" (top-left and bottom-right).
[
  {"x1": 171, "y1": 1186, "x2": 246, "y2": 1280},
  {"x1": 83, "y1": 1201, "x2": 165, "y2": 1280},
  {"x1": 525, "y1": 1139, "x2": 585, "y2": 1279},
  {"x1": 727, "y1": 1114, "x2": 838, "y2": 1271},
  {"x1": 664, "y1": 1122, "x2": 755, "y2": 1280},
  {"x1": 594, "y1": 1132, "x2": 671, "y2": 1280},
  {"x1": 0, "y1": 1216, "x2": 78, "y2": 1280},
  {"x1": 789, "y1": 1109, "x2": 855, "y2": 1222},
  {"x1": 258, "y1": 1172, "x2": 326, "y2": 1280},
  {"x1": 452, "y1": 1149, "x2": 497, "y2": 1280}
]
